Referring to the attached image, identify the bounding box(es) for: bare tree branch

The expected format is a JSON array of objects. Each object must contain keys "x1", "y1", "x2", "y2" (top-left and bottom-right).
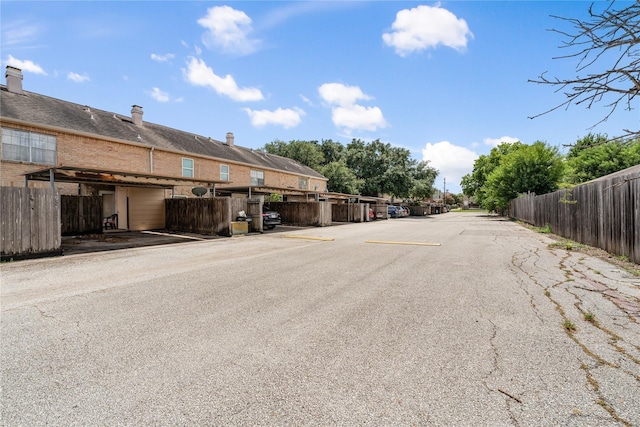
[{"x1": 529, "y1": 1, "x2": 640, "y2": 141}]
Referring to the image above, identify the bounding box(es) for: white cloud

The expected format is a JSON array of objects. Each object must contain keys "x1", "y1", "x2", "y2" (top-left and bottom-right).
[
  {"x1": 2, "y1": 22, "x2": 40, "y2": 47},
  {"x1": 5, "y1": 55, "x2": 46, "y2": 75},
  {"x1": 198, "y1": 5, "x2": 259, "y2": 55},
  {"x1": 151, "y1": 53, "x2": 175, "y2": 62},
  {"x1": 300, "y1": 94, "x2": 313, "y2": 106},
  {"x1": 332, "y1": 105, "x2": 387, "y2": 132},
  {"x1": 318, "y1": 82, "x2": 387, "y2": 134},
  {"x1": 318, "y1": 83, "x2": 372, "y2": 107},
  {"x1": 67, "y1": 72, "x2": 89, "y2": 83},
  {"x1": 422, "y1": 141, "x2": 478, "y2": 191},
  {"x1": 244, "y1": 107, "x2": 305, "y2": 128},
  {"x1": 183, "y1": 57, "x2": 263, "y2": 102},
  {"x1": 383, "y1": 5, "x2": 473, "y2": 57},
  {"x1": 483, "y1": 136, "x2": 520, "y2": 147},
  {"x1": 149, "y1": 87, "x2": 170, "y2": 103}
]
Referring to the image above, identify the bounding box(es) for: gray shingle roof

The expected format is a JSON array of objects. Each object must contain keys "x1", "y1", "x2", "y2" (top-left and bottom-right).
[{"x1": 0, "y1": 85, "x2": 326, "y2": 180}]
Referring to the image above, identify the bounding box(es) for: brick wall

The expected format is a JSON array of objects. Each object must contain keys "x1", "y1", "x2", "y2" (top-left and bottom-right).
[{"x1": 1, "y1": 121, "x2": 327, "y2": 196}]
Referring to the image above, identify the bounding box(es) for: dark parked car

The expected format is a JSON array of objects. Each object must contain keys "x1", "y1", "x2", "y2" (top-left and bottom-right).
[
  {"x1": 387, "y1": 206, "x2": 399, "y2": 218},
  {"x1": 262, "y1": 206, "x2": 282, "y2": 229}
]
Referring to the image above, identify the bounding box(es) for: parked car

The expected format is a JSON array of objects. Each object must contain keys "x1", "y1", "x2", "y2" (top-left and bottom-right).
[
  {"x1": 262, "y1": 206, "x2": 282, "y2": 229},
  {"x1": 369, "y1": 208, "x2": 375, "y2": 220},
  {"x1": 401, "y1": 206, "x2": 410, "y2": 217},
  {"x1": 387, "y1": 206, "x2": 399, "y2": 218}
]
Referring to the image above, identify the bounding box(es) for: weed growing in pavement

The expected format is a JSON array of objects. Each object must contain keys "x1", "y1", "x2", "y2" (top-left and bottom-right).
[
  {"x1": 616, "y1": 254, "x2": 630, "y2": 263},
  {"x1": 533, "y1": 224, "x2": 552, "y2": 234},
  {"x1": 584, "y1": 312, "x2": 596, "y2": 323},
  {"x1": 563, "y1": 320, "x2": 577, "y2": 332}
]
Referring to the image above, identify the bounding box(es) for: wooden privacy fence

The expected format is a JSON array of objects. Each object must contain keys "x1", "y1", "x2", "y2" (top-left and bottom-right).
[
  {"x1": 267, "y1": 201, "x2": 332, "y2": 226},
  {"x1": 331, "y1": 203, "x2": 370, "y2": 222},
  {"x1": 165, "y1": 197, "x2": 232, "y2": 236},
  {"x1": 1, "y1": 186, "x2": 61, "y2": 259},
  {"x1": 61, "y1": 195, "x2": 102, "y2": 235},
  {"x1": 231, "y1": 198, "x2": 263, "y2": 232},
  {"x1": 509, "y1": 166, "x2": 639, "y2": 264}
]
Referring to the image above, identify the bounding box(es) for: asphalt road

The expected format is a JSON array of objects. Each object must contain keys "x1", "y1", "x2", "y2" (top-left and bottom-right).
[{"x1": 2, "y1": 212, "x2": 639, "y2": 426}]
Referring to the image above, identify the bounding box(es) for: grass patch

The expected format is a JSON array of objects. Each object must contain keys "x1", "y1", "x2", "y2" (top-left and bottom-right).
[
  {"x1": 533, "y1": 224, "x2": 552, "y2": 234},
  {"x1": 548, "y1": 240, "x2": 589, "y2": 251},
  {"x1": 584, "y1": 312, "x2": 596, "y2": 323}
]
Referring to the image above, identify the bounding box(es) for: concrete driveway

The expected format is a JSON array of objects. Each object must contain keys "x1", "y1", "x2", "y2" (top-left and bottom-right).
[{"x1": 2, "y1": 213, "x2": 638, "y2": 425}]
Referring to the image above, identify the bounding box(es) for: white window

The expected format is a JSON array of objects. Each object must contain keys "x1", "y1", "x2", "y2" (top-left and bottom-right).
[
  {"x1": 182, "y1": 158, "x2": 194, "y2": 177},
  {"x1": 220, "y1": 164, "x2": 229, "y2": 181},
  {"x1": 250, "y1": 170, "x2": 264, "y2": 186},
  {"x1": 298, "y1": 177, "x2": 308, "y2": 190},
  {"x1": 1, "y1": 127, "x2": 57, "y2": 165}
]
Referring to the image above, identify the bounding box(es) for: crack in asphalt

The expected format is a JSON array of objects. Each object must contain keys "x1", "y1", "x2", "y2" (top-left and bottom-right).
[{"x1": 509, "y1": 239, "x2": 637, "y2": 426}]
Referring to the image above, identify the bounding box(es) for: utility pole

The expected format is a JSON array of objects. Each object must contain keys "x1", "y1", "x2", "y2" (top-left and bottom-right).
[{"x1": 443, "y1": 177, "x2": 446, "y2": 204}]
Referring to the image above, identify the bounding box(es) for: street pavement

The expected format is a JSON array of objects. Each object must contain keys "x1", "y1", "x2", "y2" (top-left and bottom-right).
[{"x1": 1, "y1": 212, "x2": 639, "y2": 426}]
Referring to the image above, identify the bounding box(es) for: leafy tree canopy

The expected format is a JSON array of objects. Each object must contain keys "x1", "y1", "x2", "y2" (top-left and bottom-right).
[
  {"x1": 263, "y1": 139, "x2": 325, "y2": 171},
  {"x1": 565, "y1": 134, "x2": 640, "y2": 184},
  {"x1": 463, "y1": 141, "x2": 564, "y2": 213},
  {"x1": 262, "y1": 138, "x2": 438, "y2": 200}
]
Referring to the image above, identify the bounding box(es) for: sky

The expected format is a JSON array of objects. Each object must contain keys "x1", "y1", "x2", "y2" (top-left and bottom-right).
[{"x1": 2, "y1": 1, "x2": 637, "y2": 194}]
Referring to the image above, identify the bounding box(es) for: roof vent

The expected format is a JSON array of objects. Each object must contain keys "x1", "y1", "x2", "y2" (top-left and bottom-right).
[
  {"x1": 131, "y1": 105, "x2": 143, "y2": 126},
  {"x1": 5, "y1": 66, "x2": 23, "y2": 95},
  {"x1": 225, "y1": 132, "x2": 234, "y2": 147}
]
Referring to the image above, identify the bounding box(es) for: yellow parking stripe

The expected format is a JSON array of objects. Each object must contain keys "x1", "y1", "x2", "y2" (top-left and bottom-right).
[
  {"x1": 285, "y1": 235, "x2": 335, "y2": 241},
  {"x1": 365, "y1": 240, "x2": 441, "y2": 246}
]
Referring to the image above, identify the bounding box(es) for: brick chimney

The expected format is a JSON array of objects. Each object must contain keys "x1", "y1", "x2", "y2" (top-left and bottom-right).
[
  {"x1": 131, "y1": 105, "x2": 143, "y2": 126},
  {"x1": 226, "y1": 132, "x2": 235, "y2": 146},
  {"x1": 5, "y1": 66, "x2": 23, "y2": 94}
]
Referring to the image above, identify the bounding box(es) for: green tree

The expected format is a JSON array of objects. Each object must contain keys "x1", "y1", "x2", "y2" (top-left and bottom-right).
[
  {"x1": 409, "y1": 160, "x2": 438, "y2": 201},
  {"x1": 461, "y1": 142, "x2": 525, "y2": 206},
  {"x1": 321, "y1": 160, "x2": 363, "y2": 194},
  {"x1": 345, "y1": 139, "x2": 415, "y2": 198},
  {"x1": 263, "y1": 139, "x2": 325, "y2": 171},
  {"x1": 565, "y1": 134, "x2": 640, "y2": 184},
  {"x1": 320, "y1": 139, "x2": 346, "y2": 164},
  {"x1": 484, "y1": 141, "x2": 565, "y2": 213}
]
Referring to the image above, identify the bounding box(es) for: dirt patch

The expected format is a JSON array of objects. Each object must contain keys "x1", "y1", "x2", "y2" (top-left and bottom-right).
[{"x1": 65, "y1": 234, "x2": 130, "y2": 244}]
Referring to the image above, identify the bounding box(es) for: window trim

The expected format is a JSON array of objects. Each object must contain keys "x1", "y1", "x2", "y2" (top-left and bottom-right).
[
  {"x1": 182, "y1": 157, "x2": 194, "y2": 177},
  {"x1": 1, "y1": 127, "x2": 57, "y2": 165},
  {"x1": 250, "y1": 169, "x2": 264, "y2": 186},
  {"x1": 220, "y1": 164, "x2": 229, "y2": 181},
  {"x1": 298, "y1": 177, "x2": 308, "y2": 190}
]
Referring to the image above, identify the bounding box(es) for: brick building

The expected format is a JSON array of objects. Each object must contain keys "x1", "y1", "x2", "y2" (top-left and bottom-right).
[{"x1": 1, "y1": 66, "x2": 328, "y2": 230}]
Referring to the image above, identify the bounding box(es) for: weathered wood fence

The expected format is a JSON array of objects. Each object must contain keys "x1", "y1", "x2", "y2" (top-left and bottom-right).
[
  {"x1": 267, "y1": 201, "x2": 332, "y2": 226},
  {"x1": 1, "y1": 186, "x2": 61, "y2": 259},
  {"x1": 509, "y1": 166, "x2": 639, "y2": 264},
  {"x1": 331, "y1": 203, "x2": 370, "y2": 222},
  {"x1": 165, "y1": 197, "x2": 233, "y2": 236},
  {"x1": 61, "y1": 195, "x2": 102, "y2": 235},
  {"x1": 231, "y1": 198, "x2": 263, "y2": 232}
]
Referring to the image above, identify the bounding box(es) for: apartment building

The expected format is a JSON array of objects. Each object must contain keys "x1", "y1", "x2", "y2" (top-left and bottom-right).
[{"x1": 1, "y1": 66, "x2": 328, "y2": 230}]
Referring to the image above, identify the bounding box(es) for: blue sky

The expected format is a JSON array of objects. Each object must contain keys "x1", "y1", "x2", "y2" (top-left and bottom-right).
[{"x1": 2, "y1": 1, "x2": 636, "y2": 194}]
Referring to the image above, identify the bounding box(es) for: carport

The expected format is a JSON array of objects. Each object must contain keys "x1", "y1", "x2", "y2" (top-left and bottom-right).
[{"x1": 25, "y1": 166, "x2": 227, "y2": 232}]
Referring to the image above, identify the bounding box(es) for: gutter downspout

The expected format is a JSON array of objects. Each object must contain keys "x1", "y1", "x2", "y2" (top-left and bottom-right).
[{"x1": 149, "y1": 147, "x2": 154, "y2": 173}]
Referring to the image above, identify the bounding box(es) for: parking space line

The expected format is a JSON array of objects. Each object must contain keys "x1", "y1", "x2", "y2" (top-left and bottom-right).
[
  {"x1": 365, "y1": 240, "x2": 441, "y2": 246},
  {"x1": 284, "y1": 236, "x2": 335, "y2": 242}
]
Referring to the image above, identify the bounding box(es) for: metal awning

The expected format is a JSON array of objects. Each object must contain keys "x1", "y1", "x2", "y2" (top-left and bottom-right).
[
  {"x1": 214, "y1": 185, "x2": 388, "y2": 203},
  {"x1": 215, "y1": 185, "x2": 322, "y2": 198},
  {"x1": 25, "y1": 166, "x2": 228, "y2": 188}
]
